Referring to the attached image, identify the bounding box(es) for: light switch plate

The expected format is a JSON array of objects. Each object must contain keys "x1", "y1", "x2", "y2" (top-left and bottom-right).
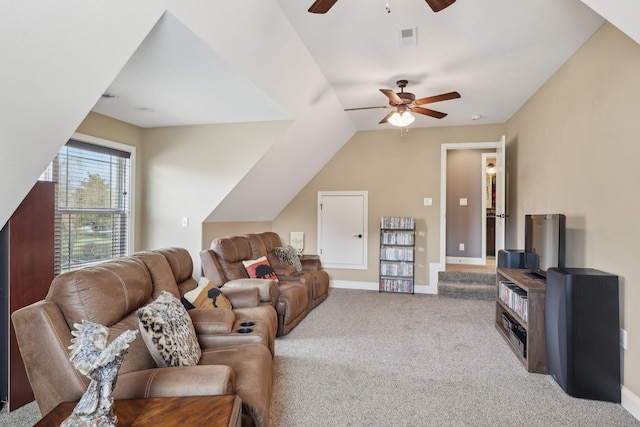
[
  {"x1": 423, "y1": 198, "x2": 432, "y2": 206},
  {"x1": 460, "y1": 198, "x2": 468, "y2": 206}
]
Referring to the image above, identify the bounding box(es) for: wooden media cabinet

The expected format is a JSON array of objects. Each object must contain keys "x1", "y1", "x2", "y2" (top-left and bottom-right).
[{"x1": 495, "y1": 268, "x2": 548, "y2": 374}]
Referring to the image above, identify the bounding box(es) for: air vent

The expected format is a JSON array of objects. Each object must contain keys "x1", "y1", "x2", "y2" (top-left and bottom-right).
[{"x1": 399, "y1": 27, "x2": 417, "y2": 47}]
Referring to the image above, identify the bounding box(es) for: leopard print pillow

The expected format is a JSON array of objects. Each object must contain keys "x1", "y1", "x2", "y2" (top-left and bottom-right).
[
  {"x1": 137, "y1": 291, "x2": 201, "y2": 367},
  {"x1": 275, "y1": 245, "x2": 302, "y2": 272}
]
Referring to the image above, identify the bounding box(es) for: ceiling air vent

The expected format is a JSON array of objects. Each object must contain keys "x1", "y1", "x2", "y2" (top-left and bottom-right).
[{"x1": 399, "y1": 27, "x2": 417, "y2": 47}]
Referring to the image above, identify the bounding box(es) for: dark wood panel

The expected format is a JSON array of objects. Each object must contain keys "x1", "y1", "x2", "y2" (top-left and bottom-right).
[{"x1": 6, "y1": 181, "x2": 55, "y2": 410}]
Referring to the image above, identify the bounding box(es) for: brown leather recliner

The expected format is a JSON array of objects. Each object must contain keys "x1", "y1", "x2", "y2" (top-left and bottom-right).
[
  {"x1": 203, "y1": 235, "x2": 311, "y2": 336},
  {"x1": 154, "y1": 247, "x2": 277, "y2": 356},
  {"x1": 11, "y1": 249, "x2": 273, "y2": 427},
  {"x1": 247, "y1": 232, "x2": 330, "y2": 309}
]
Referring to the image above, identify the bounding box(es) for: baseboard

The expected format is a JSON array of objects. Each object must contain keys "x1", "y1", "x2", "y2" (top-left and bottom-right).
[
  {"x1": 429, "y1": 262, "x2": 443, "y2": 294},
  {"x1": 330, "y1": 280, "x2": 436, "y2": 294},
  {"x1": 445, "y1": 256, "x2": 483, "y2": 265},
  {"x1": 330, "y1": 280, "x2": 378, "y2": 291},
  {"x1": 622, "y1": 385, "x2": 640, "y2": 422}
]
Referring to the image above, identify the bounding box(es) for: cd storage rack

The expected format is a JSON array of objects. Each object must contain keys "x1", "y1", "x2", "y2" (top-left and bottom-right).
[{"x1": 379, "y1": 217, "x2": 415, "y2": 294}]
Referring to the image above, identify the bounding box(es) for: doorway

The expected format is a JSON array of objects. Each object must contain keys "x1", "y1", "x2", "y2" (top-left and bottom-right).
[{"x1": 429, "y1": 137, "x2": 505, "y2": 290}]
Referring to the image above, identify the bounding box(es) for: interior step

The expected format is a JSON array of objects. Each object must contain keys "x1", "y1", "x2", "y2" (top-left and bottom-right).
[
  {"x1": 438, "y1": 281, "x2": 495, "y2": 301},
  {"x1": 438, "y1": 270, "x2": 496, "y2": 285},
  {"x1": 438, "y1": 270, "x2": 496, "y2": 300}
]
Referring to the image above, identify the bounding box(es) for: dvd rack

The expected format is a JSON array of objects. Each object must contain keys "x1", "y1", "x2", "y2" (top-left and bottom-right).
[{"x1": 379, "y1": 217, "x2": 415, "y2": 294}]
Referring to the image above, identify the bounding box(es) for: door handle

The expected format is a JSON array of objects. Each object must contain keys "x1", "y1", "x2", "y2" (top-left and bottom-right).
[{"x1": 354, "y1": 234, "x2": 363, "y2": 238}]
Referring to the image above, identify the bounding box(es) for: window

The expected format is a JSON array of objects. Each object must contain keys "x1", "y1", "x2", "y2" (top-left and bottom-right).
[{"x1": 41, "y1": 136, "x2": 133, "y2": 273}]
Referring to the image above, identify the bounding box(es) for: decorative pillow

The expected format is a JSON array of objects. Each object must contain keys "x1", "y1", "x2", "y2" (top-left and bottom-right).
[
  {"x1": 184, "y1": 277, "x2": 232, "y2": 310},
  {"x1": 275, "y1": 245, "x2": 303, "y2": 272},
  {"x1": 242, "y1": 256, "x2": 279, "y2": 281},
  {"x1": 137, "y1": 291, "x2": 201, "y2": 368}
]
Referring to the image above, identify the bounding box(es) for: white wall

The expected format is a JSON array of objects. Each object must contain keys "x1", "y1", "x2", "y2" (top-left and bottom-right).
[{"x1": 0, "y1": 1, "x2": 165, "y2": 227}]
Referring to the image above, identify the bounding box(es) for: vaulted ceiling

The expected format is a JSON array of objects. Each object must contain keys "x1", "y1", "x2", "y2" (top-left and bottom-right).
[
  {"x1": 2, "y1": 0, "x2": 638, "y2": 228},
  {"x1": 94, "y1": 1, "x2": 605, "y2": 131}
]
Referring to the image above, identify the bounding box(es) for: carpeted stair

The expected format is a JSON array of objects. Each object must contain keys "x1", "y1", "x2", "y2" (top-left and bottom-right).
[{"x1": 438, "y1": 270, "x2": 496, "y2": 300}]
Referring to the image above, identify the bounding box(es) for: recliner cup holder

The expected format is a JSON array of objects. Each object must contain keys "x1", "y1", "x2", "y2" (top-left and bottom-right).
[
  {"x1": 240, "y1": 321, "x2": 255, "y2": 327},
  {"x1": 236, "y1": 328, "x2": 253, "y2": 334}
]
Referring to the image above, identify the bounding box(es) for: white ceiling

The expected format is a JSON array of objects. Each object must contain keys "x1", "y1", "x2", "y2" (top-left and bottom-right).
[{"x1": 92, "y1": 0, "x2": 604, "y2": 131}]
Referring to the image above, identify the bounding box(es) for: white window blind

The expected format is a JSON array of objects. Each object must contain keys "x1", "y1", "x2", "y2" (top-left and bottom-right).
[{"x1": 41, "y1": 139, "x2": 132, "y2": 273}]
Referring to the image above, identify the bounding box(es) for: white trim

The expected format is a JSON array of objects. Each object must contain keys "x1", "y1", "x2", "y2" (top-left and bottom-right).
[
  {"x1": 330, "y1": 280, "x2": 378, "y2": 291},
  {"x1": 71, "y1": 132, "x2": 136, "y2": 255},
  {"x1": 429, "y1": 262, "x2": 443, "y2": 294},
  {"x1": 317, "y1": 191, "x2": 368, "y2": 270},
  {"x1": 330, "y1": 280, "x2": 436, "y2": 295},
  {"x1": 622, "y1": 385, "x2": 640, "y2": 422},
  {"x1": 445, "y1": 256, "x2": 484, "y2": 265}
]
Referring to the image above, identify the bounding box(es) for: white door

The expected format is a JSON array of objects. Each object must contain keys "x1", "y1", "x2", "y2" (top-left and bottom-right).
[
  {"x1": 494, "y1": 135, "x2": 506, "y2": 252},
  {"x1": 317, "y1": 191, "x2": 368, "y2": 269}
]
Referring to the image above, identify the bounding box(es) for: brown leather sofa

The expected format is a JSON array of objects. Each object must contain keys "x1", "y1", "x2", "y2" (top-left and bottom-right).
[
  {"x1": 11, "y1": 248, "x2": 274, "y2": 427},
  {"x1": 200, "y1": 232, "x2": 330, "y2": 336},
  {"x1": 246, "y1": 232, "x2": 330, "y2": 309}
]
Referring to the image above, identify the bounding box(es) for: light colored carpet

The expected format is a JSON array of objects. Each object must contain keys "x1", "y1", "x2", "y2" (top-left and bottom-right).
[
  {"x1": 3, "y1": 288, "x2": 638, "y2": 426},
  {"x1": 270, "y1": 288, "x2": 639, "y2": 427}
]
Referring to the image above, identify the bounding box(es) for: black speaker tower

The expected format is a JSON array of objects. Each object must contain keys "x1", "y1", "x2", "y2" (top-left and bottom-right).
[{"x1": 545, "y1": 267, "x2": 620, "y2": 402}]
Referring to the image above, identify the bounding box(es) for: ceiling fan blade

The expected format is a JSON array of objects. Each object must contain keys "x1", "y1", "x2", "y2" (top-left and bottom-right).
[
  {"x1": 308, "y1": 0, "x2": 338, "y2": 13},
  {"x1": 380, "y1": 89, "x2": 402, "y2": 105},
  {"x1": 379, "y1": 111, "x2": 395, "y2": 124},
  {"x1": 344, "y1": 106, "x2": 389, "y2": 111},
  {"x1": 415, "y1": 91, "x2": 461, "y2": 105},
  {"x1": 411, "y1": 107, "x2": 448, "y2": 119},
  {"x1": 425, "y1": 0, "x2": 456, "y2": 12}
]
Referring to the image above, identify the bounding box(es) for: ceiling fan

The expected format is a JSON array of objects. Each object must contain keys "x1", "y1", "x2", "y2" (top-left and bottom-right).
[
  {"x1": 309, "y1": 0, "x2": 456, "y2": 14},
  {"x1": 344, "y1": 80, "x2": 461, "y2": 126}
]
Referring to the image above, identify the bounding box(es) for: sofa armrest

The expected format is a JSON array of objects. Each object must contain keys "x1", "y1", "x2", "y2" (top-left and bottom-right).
[
  {"x1": 188, "y1": 308, "x2": 235, "y2": 335},
  {"x1": 271, "y1": 263, "x2": 296, "y2": 277},
  {"x1": 114, "y1": 365, "x2": 234, "y2": 399},
  {"x1": 219, "y1": 286, "x2": 260, "y2": 308},
  {"x1": 300, "y1": 257, "x2": 322, "y2": 271},
  {"x1": 222, "y1": 278, "x2": 279, "y2": 306}
]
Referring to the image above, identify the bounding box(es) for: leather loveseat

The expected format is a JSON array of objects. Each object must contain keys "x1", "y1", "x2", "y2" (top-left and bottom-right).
[
  {"x1": 11, "y1": 248, "x2": 275, "y2": 427},
  {"x1": 200, "y1": 232, "x2": 330, "y2": 336},
  {"x1": 246, "y1": 232, "x2": 330, "y2": 309}
]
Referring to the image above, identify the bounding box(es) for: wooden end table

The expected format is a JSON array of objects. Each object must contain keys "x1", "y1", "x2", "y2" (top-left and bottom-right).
[{"x1": 35, "y1": 395, "x2": 241, "y2": 427}]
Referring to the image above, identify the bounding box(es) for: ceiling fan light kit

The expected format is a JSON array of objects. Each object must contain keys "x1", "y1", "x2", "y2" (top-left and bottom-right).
[
  {"x1": 388, "y1": 111, "x2": 415, "y2": 127},
  {"x1": 345, "y1": 80, "x2": 461, "y2": 127}
]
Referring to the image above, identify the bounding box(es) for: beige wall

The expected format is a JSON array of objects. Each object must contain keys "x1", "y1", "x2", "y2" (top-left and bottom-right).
[
  {"x1": 273, "y1": 124, "x2": 506, "y2": 285},
  {"x1": 75, "y1": 115, "x2": 290, "y2": 273},
  {"x1": 506, "y1": 22, "x2": 640, "y2": 397},
  {"x1": 202, "y1": 221, "x2": 272, "y2": 249},
  {"x1": 139, "y1": 121, "x2": 290, "y2": 272}
]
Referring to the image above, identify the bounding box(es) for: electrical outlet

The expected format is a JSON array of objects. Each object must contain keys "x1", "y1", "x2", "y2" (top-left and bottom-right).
[
  {"x1": 620, "y1": 328, "x2": 628, "y2": 350},
  {"x1": 459, "y1": 243, "x2": 465, "y2": 251}
]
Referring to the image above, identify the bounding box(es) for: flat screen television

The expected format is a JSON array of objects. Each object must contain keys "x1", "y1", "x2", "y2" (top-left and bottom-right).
[{"x1": 524, "y1": 214, "x2": 566, "y2": 279}]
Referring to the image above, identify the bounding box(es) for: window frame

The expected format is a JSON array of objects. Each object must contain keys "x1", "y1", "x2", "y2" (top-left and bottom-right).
[{"x1": 48, "y1": 133, "x2": 136, "y2": 272}]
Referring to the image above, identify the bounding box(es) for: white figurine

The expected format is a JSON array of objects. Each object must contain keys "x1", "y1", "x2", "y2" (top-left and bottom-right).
[{"x1": 61, "y1": 320, "x2": 137, "y2": 427}]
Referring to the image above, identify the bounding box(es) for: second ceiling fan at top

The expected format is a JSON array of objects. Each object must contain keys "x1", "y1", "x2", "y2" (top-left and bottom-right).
[
  {"x1": 308, "y1": 0, "x2": 456, "y2": 14},
  {"x1": 345, "y1": 80, "x2": 461, "y2": 127}
]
